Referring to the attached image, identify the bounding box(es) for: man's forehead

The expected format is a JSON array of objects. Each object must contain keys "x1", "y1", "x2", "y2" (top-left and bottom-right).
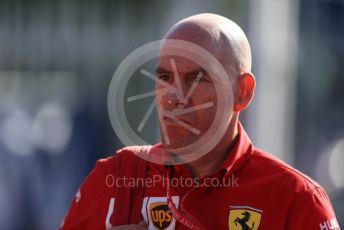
[
  {"x1": 157, "y1": 35, "x2": 229, "y2": 76},
  {"x1": 156, "y1": 55, "x2": 203, "y2": 73}
]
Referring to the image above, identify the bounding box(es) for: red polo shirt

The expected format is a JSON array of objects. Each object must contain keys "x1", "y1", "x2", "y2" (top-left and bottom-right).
[{"x1": 60, "y1": 123, "x2": 340, "y2": 230}]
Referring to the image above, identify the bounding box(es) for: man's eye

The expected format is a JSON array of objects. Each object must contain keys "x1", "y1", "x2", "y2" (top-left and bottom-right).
[
  {"x1": 193, "y1": 75, "x2": 202, "y2": 81},
  {"x1": 190, "y1": 75, "x2": 204, "y2": 82},
  {"x1": 157, "y1": 74, "x2": 170, "y2": 81}
]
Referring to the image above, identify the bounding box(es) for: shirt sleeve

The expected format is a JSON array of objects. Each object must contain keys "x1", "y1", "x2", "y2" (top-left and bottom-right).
[
  {"x1": 59, "y1": 158, "x2": 116, "y2": 230},
  {"x1": 286, "y1": 185, "x2": 341, "y2": 230}
]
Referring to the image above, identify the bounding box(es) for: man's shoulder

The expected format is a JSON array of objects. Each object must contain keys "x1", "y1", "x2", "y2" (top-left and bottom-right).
[
  {"x1": 94, "y1": 145, "x2": 150, "y2": 174},
  {"x1": 248, "y1": 148, "x2": 339, "y2": 227},
  {"x1": 248, "y1": 147, "x2": 323, "y2": 193}
]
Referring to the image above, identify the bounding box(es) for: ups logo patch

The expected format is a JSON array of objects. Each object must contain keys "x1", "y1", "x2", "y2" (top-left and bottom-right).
[
  {"x1": 141, "y1": 196, "x2": 179, "y2": 230},
  {"x1": 228, "y1": 206, "x2": 262, "y2": 230},
  {"x1": 149, "y1": 202, "x2": 172, "y2": 230}
]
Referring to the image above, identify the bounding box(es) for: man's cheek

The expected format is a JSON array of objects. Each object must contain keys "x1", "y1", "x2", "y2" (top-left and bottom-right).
[
  {"x1": 196, "y1": 110, "x2": 215, "y2": 132},
  {"x1": 156, "y1": 95, "x2": 166, "y2": 107}
]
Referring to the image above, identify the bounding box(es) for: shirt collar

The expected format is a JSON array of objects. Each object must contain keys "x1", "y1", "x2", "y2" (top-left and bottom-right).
[
  {"x1": 148, "y1": 122, "x2": 253, "y2": 177},
  {"x1": 220, "y1": 122, "x2": 253, "y2": 177}
]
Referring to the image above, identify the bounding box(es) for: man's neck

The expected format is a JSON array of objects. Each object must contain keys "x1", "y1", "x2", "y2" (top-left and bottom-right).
[{"x1": 186, "y1": 119, "x2": 239, "y2": 179}]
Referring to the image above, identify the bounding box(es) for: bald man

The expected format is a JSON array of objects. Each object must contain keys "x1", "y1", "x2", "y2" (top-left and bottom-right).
[{"x1": 60, "y1": 14, "x2": 340, "y2": 230}]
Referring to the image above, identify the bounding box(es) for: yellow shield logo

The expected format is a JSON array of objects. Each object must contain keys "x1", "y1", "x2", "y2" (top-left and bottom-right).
[
  {"x1": 228, "y1": 206, "x2": 262, "y2": 230},
  {"x1": 149, "y1": 202, "x2": 173, "y2": 230}
]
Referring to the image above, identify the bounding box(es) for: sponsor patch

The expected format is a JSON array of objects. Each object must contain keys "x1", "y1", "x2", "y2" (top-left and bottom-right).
[
  {"x1": 141, "y1": 196, "x2": 179, "y2": 230},
  {"x1": 228, "y1": 205, "x2": 262, "y2": 230}
]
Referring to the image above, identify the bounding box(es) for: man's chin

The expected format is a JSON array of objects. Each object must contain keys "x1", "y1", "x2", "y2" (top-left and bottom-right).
[
  {"x1": 160, "y1": 129, "x2": 201, "y2": 150},
  {"x1": 161, "y1": 137, "x2": 198, "y2": 150},
  {"x1": 162, "y1": 141, "x2": 186, "y2": 150}
]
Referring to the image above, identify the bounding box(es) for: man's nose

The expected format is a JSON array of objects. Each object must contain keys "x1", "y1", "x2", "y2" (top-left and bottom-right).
[
  {"x1": 157, "y1": 78, "x2": 190, "y2": 108},
  {"x1": 166, "y1": 90, "x2": 183, "y2": 107},
  {"x1": 171, "y1": 78, "x2": 190, "y2": 103},
  {"x1": 165, "y1": 90, "x2": 186, "y2": 108}
]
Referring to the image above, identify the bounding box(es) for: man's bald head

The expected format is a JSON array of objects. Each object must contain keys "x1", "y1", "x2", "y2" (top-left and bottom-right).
[
  {"x1": 156, "y1": 14, "x2": 255, "y2": 153},
  {"x1": 163, "y1": 13, "x2": 252, "y2": 78}
]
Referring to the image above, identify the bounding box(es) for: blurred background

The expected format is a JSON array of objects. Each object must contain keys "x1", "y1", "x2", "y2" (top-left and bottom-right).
[{"x1": 0, "y1": 0, "x2": 343, "y2": 229}]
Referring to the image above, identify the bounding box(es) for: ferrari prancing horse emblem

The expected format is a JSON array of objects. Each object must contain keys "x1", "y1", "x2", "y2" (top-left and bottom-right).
[{"x1": 228, "y1": 206, "x2": 262, "y2": 230}]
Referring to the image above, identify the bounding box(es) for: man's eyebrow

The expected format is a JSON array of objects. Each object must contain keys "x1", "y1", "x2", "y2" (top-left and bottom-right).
[
  {"x1": 185, "y1": 68, "x2": 207, "y2": 76},
  {"x1": 155, "y1": 66, "x2": 207, "y2": 76},
  {"x1": 155, "y1": 66, "x2": 172, "y2": 74}
]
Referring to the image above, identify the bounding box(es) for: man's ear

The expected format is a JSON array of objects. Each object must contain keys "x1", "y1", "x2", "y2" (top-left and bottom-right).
[{"x1": 233, "y1": 72, "x2": 255, "y2": 112}]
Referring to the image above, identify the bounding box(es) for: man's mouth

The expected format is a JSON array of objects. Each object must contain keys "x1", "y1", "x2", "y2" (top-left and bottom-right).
[
  {"x1": 162, "y1": 115, "x2": 191, "y2": 126},
  {"x1": 161, "y1": 112, "x2": 200, "y2": 135}
]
